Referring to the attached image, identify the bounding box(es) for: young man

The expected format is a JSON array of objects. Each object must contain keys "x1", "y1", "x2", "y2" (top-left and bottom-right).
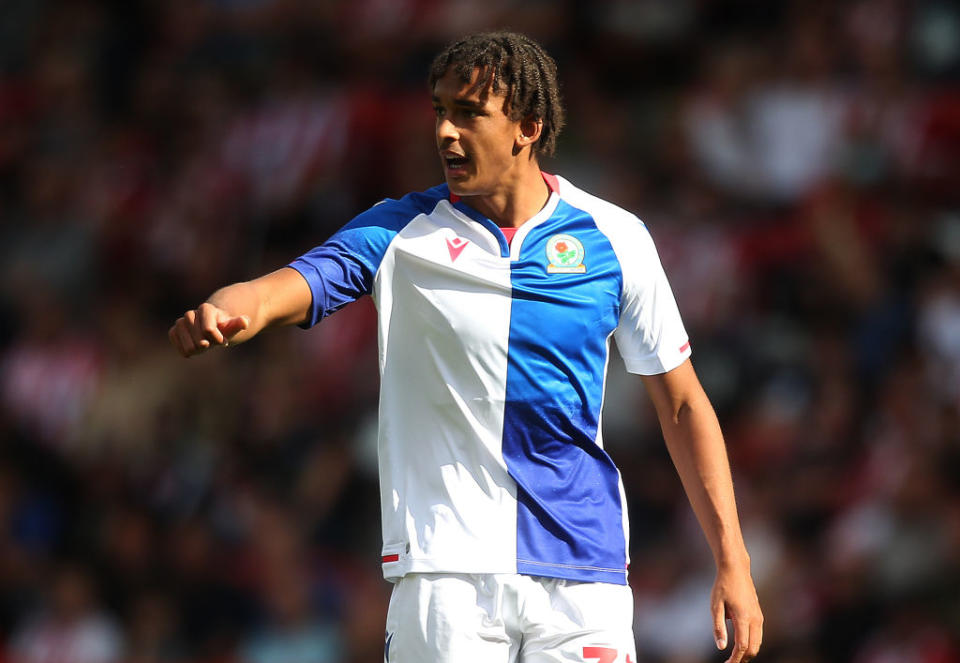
[{"x1": 169, "y1": 32, "x2": 763, "y2": 663}]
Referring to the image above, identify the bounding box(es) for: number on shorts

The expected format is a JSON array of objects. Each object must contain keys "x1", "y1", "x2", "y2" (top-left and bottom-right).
[{"x1": 582, "y1": 646, "x2": 618, "y2": 663}]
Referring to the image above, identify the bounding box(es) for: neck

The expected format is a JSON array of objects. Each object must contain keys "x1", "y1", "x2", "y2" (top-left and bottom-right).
[{"x1": 466, "y1": 161, "x2": 550, "y2": 228}]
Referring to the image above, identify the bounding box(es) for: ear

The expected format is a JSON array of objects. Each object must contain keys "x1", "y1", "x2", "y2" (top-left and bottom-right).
[{"x1": 515, "y1": 116, "x2": 543, "y2": 152}]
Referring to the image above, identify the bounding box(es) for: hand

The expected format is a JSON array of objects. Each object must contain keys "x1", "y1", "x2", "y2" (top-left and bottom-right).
[
  {"x1": 711, "y1": 562, "x2": 763, "y2": 663},
  {"x1": 168, "y1": 302, "x2": 250, "y2": 358}
]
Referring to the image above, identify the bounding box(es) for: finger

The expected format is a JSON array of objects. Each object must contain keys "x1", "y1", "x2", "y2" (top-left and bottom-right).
[
  {"x1": 184, "y1": 310, "x2": 210, "y2": 350},
  {"x1": 747, "y1": 618, "x2": 763, "y2": 660},
  {"x1": 725, "y1": 618, "x2": 750, "y2": 663},
  {"x1": 196, "y1": 304, "x2": 225, "y2": 345},
  {"x1": 174, "y1": 322, "x2": 198, "y2": 357},
  {"x1": 218, "y1": 315, "x2": 250, "y2": 340},
  {"x1": 712, "y1": 597, "x2": 727, "y2": 650},
  {"x1": 168, "y1": 323, "x2": 182, "y2": 352}
]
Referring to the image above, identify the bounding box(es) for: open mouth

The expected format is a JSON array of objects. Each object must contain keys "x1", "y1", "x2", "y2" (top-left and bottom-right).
[{"x1": 444, "y1": 155, "x2": 470, "y2": 171}]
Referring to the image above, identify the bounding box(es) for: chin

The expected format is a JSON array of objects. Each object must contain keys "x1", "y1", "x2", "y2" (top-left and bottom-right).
[{"x1": 445, "y1": 178, "x2": 475, "y2": 196}]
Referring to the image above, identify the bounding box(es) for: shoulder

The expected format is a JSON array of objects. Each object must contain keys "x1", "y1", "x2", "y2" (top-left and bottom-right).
[
  {"x1": 313, "y1": 185, "x2": 451, "y2": 269},
  {"x1": 344, "y1": 184, "x2": 450, "y2": 233},
  {"x1": 552, "y1": 175, "x2": 654, "y2": 244},
  {"x1": 554, "y1": 176, "x2": 647, "y2": 230}
]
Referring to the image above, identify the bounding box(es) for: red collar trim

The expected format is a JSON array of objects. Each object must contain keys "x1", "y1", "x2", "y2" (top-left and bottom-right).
[
  {"x1": 449, "y1": 171, "x2": 559, "y2": 204},
  {"x1": 541, "y1": 171, "x2": 560, "y2": 194}
]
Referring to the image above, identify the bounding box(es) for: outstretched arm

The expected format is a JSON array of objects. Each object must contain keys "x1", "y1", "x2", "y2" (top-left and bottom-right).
[
  {"x1": 168, "y1": 267, "x2": 312, "y2": 357},
  {"x1": 640, "y1": 359, "x2": 763, "y2": 663}
]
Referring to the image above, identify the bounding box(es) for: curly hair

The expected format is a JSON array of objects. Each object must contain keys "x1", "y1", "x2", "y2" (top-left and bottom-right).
[{"x1": 428, "y1": 31, "x2": 565, "y2": 157}]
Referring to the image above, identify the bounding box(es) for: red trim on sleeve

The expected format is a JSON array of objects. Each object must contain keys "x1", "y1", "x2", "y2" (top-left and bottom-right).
[
  {"x1": 382, "y1": 554, "x2": 399, "y2": 563},
  {"x1": 679, "y1": 341, "x2": 691, "y2": 353}
]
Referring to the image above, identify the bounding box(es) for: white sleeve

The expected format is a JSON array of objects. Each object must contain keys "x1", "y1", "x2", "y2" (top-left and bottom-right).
[{"x1": 610, "y1": 219, "x2": 691, "y2": 375}]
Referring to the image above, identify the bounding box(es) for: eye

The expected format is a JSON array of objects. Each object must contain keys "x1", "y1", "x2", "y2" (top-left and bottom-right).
[{"x1": 433, "y1": 106, "x2": 445, "y2": 118}]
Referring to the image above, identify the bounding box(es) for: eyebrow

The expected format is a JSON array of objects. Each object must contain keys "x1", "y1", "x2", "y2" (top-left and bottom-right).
[{"x1": 431, "y1": 96, "x2": 486, "y2": 110}]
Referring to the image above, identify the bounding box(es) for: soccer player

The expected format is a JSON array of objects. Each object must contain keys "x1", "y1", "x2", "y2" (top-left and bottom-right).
[{"x1": 169, "y1": 31, "x2": 763, "y2": 663}]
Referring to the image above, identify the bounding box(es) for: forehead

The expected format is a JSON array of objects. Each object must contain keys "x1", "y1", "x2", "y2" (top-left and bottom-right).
[{"x1": 432, "y1": 66, "x2": 509, "y2": 109}]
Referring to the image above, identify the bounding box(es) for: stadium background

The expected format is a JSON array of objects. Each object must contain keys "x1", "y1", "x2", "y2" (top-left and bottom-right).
[{"x1": 1, "y1": 0, "x2": 959, "y2": 661}]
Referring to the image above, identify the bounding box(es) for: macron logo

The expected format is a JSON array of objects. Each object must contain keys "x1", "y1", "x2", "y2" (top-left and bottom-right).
[{"x1": 446, "y1": 237, "x2": 469, "y2": 262}]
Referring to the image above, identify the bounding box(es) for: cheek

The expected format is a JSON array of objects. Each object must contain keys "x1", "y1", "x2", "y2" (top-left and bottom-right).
[{"x1": 479, "y1": 134, "x2": 517, "y2": 165}]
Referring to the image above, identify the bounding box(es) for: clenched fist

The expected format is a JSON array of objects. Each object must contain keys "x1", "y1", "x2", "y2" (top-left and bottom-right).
[{"x1": 168, "y1": 302, "x2": 250, "y2": 358}]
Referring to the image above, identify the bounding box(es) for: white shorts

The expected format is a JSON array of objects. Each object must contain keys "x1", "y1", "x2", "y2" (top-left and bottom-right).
[{"x1": 384, "y1": 573, "x2": 637, "y2": 663}]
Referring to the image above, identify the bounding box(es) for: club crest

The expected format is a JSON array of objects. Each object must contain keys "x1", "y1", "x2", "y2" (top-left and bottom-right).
[{"x1": 546, "y1": 234, "x2": 586, "y2": 273}]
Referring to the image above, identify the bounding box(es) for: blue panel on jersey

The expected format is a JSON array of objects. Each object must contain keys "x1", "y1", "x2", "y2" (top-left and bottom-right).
[
  {"x1": 501, "y1": 200, "x2": 628, "y2": 584},
  {"x1": 451, "y1": 200, "x2": 511, "y2": 257},
  {"x1": 289, "y1": 186, "x2": 448, "y2": 327}
]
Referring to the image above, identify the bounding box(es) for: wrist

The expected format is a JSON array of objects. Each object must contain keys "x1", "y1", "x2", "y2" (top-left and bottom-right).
[{"x1": 715, "y1": 546, "x2": 750, "y2": 572}]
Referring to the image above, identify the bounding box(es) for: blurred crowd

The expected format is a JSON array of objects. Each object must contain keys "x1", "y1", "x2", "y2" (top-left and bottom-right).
[{"x1": 1, "y1": 0, "x2": 959, "y2": 662}]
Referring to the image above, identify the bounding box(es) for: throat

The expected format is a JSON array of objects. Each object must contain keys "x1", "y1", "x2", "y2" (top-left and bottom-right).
[{"x1": 468, "y1": 175, "x2": 551, "y2": 228}]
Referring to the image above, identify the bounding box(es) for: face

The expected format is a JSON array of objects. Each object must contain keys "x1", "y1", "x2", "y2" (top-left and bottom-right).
[{"x1": 432, "y1": 67, "x2": 527, "y2": 196}]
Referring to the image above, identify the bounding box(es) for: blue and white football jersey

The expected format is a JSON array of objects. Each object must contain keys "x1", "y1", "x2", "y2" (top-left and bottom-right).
[{"x1": 289, "y1": 174, "x2": 691, "y2": 585}]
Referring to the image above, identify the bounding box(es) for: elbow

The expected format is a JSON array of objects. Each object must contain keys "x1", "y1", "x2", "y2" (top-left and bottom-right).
[
  {"x1": 667, "y1": 390, "x2": 713, "y2": 427},
  {"x1": 672, "y1": 400, "x2": 692, "y2": 425}
]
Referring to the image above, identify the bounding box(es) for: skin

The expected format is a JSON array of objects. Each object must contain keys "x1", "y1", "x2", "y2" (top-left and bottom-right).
[
  {"x1": 167, "y1": 267, "x2": 309, "y2": 357},
  {"x1": 642, "y1": 362, "x2": 763, "y2": 663},
  {"x1": 169, "y1": 65, "x2": 763, "y2": 663},
  {"x1": 432, "y1": 67, "x2": 550, "y2": 228}
]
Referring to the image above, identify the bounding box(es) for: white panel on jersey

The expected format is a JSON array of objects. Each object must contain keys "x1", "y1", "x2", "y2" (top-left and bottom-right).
[{"x1": 374, "y1": 207, "x2": 518, "y2": 578}]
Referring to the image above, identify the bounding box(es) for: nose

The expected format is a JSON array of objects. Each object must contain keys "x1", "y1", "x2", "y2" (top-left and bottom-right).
[{"x1": 436, "y1": 116, "x2": 459, "y2": 145}]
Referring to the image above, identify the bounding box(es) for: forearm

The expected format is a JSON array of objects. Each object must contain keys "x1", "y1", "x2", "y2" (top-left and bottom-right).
[
  {"x1": 642, "y1": 362, "x2": 749, "y2": 569},
  {"x1": 205, "y1": 281, "x2": 267, "y2": 345},
  {"x1": 205, "y1": 267, "x2": 311, "y2": 345},
  {"x1": 642, "y1": 362, "x2": 762, "y2": 660},
  {"x1": 659, "y1": 393, "x2": 749, "y2": 569},
  {"x1": 170, "y1": 267, "x2": 311, "y2": 357}
]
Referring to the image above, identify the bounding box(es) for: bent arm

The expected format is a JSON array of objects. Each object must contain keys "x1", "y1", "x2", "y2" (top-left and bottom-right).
[
  {"x1": 207, "y1": 267, "x2": 312, "y2": 340},
  {"x1": 169, "y1": 267, "x2": 312, "y2": 357},
  {"x1": 640, "y1": 359, "x2": 762, "y2": 662}
]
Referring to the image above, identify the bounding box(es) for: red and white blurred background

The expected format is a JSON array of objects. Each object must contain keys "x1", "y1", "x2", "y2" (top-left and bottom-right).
[{"x1": 1, "y1": 1, "x2": 959, "y2": 662}]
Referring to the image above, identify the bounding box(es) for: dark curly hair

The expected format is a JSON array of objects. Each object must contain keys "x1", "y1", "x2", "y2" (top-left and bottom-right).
[{"x1": 428, "y1": 31, "x2": 565, "y2": 157}]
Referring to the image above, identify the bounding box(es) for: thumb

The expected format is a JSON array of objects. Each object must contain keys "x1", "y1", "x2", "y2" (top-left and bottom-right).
[
  {"x1": 218, "y1": 315, "x2": 250, "y2": 340},
  {"x1": 713, "y1": 599, "x2": 727, "y2": 650}
]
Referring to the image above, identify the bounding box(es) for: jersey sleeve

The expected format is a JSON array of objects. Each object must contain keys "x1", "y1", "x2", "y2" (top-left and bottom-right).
[
  {"x1": 612, "y1": 220, "x2": 691, "y2": 375},
  {"x1": 288, "y1": 198, "x2": 415, "y2": 328}
]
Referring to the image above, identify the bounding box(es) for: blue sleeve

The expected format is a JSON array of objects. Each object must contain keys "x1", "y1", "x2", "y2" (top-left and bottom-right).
[{"x1": 288, "y1": 189, "x2": 444, "y2": 328}]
